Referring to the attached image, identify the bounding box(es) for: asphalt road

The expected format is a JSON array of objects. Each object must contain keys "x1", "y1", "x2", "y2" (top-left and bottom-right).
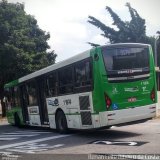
[{"x1": 0, "y1": 118, "x2": 160, "y2": 160}]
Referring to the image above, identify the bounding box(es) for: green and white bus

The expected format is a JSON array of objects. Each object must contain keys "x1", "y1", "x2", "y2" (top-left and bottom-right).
[{"x1": 4, "y1": 43, "x2": 157, "y2": 133}]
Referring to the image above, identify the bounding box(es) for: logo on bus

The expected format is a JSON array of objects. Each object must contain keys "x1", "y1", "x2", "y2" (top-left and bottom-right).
[{"x1": 48, "y1": 99, "x2": 59, "y2": 106}]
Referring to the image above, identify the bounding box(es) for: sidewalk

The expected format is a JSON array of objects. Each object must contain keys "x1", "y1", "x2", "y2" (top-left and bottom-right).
[
  {"x1": 157, "y1": 109, "x2": 160, "y2": 118},
  {"x1": 0, "y1": 116, "x2": 8, "y2": 125}
]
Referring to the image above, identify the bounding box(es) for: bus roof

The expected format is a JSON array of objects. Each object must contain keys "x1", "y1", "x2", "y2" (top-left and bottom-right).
[
  {"x1": 4, "y1": 79, "x2": 19, "y2": 88},
  {"x1": 99, "y1": 43, "x2": 150, "y2": 49},
  {"x1": 19, "y1": 49, "x2": 90, "y2": 83},
  {"x1": 4, "y1": 43, "x2": 151, "y2": 86}
]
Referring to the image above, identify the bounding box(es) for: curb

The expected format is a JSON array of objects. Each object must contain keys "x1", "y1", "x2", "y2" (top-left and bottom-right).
[{"x1": 156, "y1": 109, "x2": 160, "y2": 119}]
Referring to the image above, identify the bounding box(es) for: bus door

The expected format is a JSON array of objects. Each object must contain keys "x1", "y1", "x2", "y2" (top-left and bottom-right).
[
  {"x1": 37, "y1": 77, "x2": 49, "y2": 125},
  {"x1": 20, "y1": 85, "x2": 29, "y2": 124}
]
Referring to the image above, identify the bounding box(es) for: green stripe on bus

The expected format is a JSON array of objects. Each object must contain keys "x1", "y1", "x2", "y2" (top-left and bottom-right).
[
  {"x1": 4, "y1": 79, "x2": 19, "y2": 88},
  {"x1": 48, "y1": 112, "x2": 99, "y2": 116}
]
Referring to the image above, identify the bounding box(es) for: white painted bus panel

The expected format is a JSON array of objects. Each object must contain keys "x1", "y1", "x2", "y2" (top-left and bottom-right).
[
  {"x1": 28, "y1": 106, "x2": 41, "y2": 126},
  {"x1": 46, "y1": 92, "x2": 93, "y2": 129}
]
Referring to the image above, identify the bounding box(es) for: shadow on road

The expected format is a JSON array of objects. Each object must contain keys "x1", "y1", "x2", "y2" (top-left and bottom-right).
[{"x1": 70, "y1": 128, "x2": 142, "y2": 140}]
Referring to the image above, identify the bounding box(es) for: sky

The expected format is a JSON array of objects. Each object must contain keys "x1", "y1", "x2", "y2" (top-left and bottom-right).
[{"x1": 7, "y1": 0, "x2": 160, "y2": 62}]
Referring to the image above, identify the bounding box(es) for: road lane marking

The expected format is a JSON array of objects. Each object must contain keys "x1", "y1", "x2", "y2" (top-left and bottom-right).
[
  {"x1": 0, "y1": 134, "x2": 71, "y2": 150},
  {"x1": 2, "y1": 131, "x2": 53, "y2": 134},
  {"x1": 91, "y1": 140, "x2": 147, "y2": 146},
  {"x1": 0, "y1": 131, "x2": 54, "y2": 142},
  {"x1": 6, "y1": 143, "x2": 64, "y2": 153},
  {"x1": 0, "y1": 134, "x2": 38, "y2": 137},
  {"x1": 93, "y1": 141, "x2": 137, "y2": 146},
  {"x1": 0, "y1": 138, "x2": 17, "y2": 141},
  {"x1": 14, "y1": 131, "x2": 53, "y2": 134}
]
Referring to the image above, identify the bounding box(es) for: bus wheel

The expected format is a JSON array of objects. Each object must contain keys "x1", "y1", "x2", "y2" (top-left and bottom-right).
[
  {"x1": 106, "y1": 126, "x2": 112, "y2": 129},
  {"x1": 14, "y1": 113, "x2": 21, "y2": 127},
  {"x1": 56, "y1": 111, "x2": 68, "y2": 134}
]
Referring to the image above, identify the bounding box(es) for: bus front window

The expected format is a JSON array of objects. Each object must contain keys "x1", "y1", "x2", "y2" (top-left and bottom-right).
[{"x1": 102, "y1": 47, "x2": 150, "y2": 82}]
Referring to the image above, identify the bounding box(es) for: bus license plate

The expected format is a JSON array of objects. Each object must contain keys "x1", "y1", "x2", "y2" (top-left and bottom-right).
[{"x1": 128, "y1": 97, "x2": 137, "y2": 102}]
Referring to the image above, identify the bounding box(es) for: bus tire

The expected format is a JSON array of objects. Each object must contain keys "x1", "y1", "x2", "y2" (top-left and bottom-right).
[
  {"x1": 56, "y1": 110, "x2": 68, "y2": 134},
  {"x1": 14, "y1": 113, "x2": 21, "y2": 128},
  {"x1": 106, "y1": 126, "x2": 112, "y2": 129}
]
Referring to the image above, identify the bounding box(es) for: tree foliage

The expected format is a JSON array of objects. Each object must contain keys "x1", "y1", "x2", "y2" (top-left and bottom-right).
[
  {"x1": 88, "y1": 3, "x2": 160, "y2": 67},
  {"x1": 0, "y1": 0, "x2": 57, "y2": 116},
  {"x1": 88, "y1": 3, "x2": 151, "y2": 45}
]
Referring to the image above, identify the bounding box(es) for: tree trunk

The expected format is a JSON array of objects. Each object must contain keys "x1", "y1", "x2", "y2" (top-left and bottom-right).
[
  {"x1": 0, "y1": 83, "x2": 6, "y2": 117},
  {"x1": 1, "y1": 98, "x2": 6, "y2": 117}
]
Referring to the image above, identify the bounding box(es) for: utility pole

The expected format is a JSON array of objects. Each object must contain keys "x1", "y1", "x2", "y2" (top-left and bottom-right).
[
  {"x1": 154, "y1": 36, "x2": 159, "y2": 92},
  {"x1": 154, "y1": 36, "x2": 159, "y2": 67}
]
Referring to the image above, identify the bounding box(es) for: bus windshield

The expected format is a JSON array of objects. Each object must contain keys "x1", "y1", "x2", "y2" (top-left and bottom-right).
[{"x1": 102, "y1": 47, "x2": 150, "y2": 82}]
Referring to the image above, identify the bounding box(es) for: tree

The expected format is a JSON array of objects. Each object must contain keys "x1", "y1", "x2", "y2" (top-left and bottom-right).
[
  {"x1": 0, "y1": 0, "x2": 57, "y2": 117},
  {"x1": 88, "y1": 3, "x2": 151, "y2": 46}
]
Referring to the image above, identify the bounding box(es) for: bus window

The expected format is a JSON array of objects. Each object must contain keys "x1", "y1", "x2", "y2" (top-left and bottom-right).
[
  {"x1": 58, "y1": 66, "x2": 73, "y2": 95},
  {"x1": 26, "y1": 81, "x2": 38, "y2": 106},
  {"x1": 47, "y1": 72, "x2": 58, "y2": 97},
  {"x1": 74, "y1": 59, "x2": 92, "y2": 89},
  {"x1": 102, "y1": 47, "x2": 150, "y2": 82},
  {"x1": 14, "y1": 87, "x2": 21, "y2": 107}
]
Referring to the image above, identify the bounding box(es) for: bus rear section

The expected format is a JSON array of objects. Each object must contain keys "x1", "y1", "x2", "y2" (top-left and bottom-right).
[{"x1": 92, "y1": 43, "x2": 157, "y2": 128}]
